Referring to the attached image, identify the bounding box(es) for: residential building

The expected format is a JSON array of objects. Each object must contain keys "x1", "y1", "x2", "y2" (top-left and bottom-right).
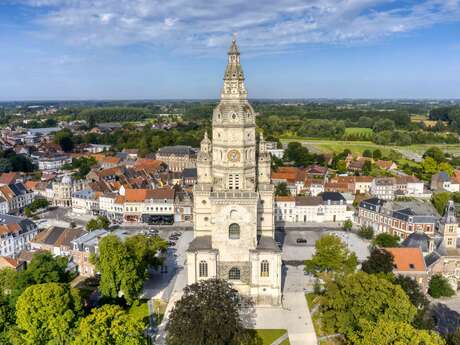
[
  {"x1": 265, "y1": 141, "x2": 284, "y2": 159},
  {"x1": 275, "y1": 192, "x2": 352, "y2": 224},
  {"x1": 375, "y1": 160, "x2": 397, "y2": 171},
  {"x1": 71, "y1": 229, "x2": 109, "y2": 276},
  {"x1": 0, "y1": 214, "x2": 38, "y2": 257},
  {"x1": 0, "y1": 182, "x2": 34, "y2": 213},
  {"x1": 30, "y1": 226, "x2": 87, "y2": 257},
  {"x1": 34, "y1": 153, "x2": 72, "y2": 171},
  {"x1": 431, "y1": 172, "x2": 460, "y2": 193},
  {"x1": 395, "y1": 175, "x2": 426, "y2": 197},
  {"x1": 357, "y1": 198, "x2": 438, "y2": 239},
  {"x1": 156, "y1": 145, "x2": 197, "y2": 172},
  {"x1": 371, "y1": 177, "x2": 396, "y2": 200},
  {"x1": 71, "y1": 189, "x2": 100, "y2": 215},
  {"x1": 271, "y1": 167, "x2": 305, "y2": 195}
]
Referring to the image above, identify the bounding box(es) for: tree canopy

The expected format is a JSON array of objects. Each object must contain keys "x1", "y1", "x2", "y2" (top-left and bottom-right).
[
  {"x1": 72, "y1": 304, "x2": 146, "y2": 345},
  {"x1": 373, "y1": 233, "x2": 400, "y2": 248},
  {"x1": 361, "y1": 248, "x2": 394, "y2": 274},
  {"x1": 166, "y1": 279, "x2": 247, "y2": 345},
  {"x1": 428, "y1": 274, "x2": 455, "y2": 298},
  {"x1": 94, "y1": 234, "x2": 167, "y2": 304},
  {"x1": 321, "y1": 272, "x2": 417, "y2": 338},
  {"x1": 15, "y1": 283, "x2": 82, "y2": 344},
  {"x1": 305, "y1": 234, "x2": 357, "y2": 276},
  {"x1": 349, "y1": 320, "x2": 445, "y2": 345}
]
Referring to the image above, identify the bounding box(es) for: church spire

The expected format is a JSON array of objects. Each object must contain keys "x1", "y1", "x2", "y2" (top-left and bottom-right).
[{"x1": 221, "y1": 38, "x2": 247, "y2": 100}]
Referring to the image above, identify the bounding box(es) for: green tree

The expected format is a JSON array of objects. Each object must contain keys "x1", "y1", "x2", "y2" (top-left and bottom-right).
[
  {"x1": 94, "y1": 235, "x2": 166, "y2": 304},
  {"x1": 372, "y1": 149, "x2": 382, "y2": 160},
  {"x1": 72, "y1": 304, "x2": 146, "y2": 345},
  {"x1": 362, "y1": 149, "x2": 372, "y2": 158},
  {"x1": 361, "y1": 248, "x2": 394, "y2": 274},
  {"x1": 15, "y1": 283, "x2": 82, "y2": 345},
  {"x1": 432, "y1": 192, "x2": 451, "y2": 215},
  {"x1": 421, "y1": 157, "x2": 438, "y2": 176},
  {"x1": 305, "y1": 234, "x2": 357, "y2": 276},
  {"x1": 54, "y1": 129, "x2": 75, "y2": 152},
  {"x1": 86, "y1": 215, "x2": 110, "y2": 231},
  {"x1": 166, "y1": 279, "x2": 248, "y2": 345},
  {"x1": 424, "y1": 147, "x2": 446, "y2": 163},
  {"x1": 362, "y1": 160, "x2": 372, "y2": 175},
  {"x1": 0, "y1": 158, "x2": 12, "y2": 173},
  {"x1": 373, "y1": 119, "x2": 395, "y2": 132},
  {"x1": 349, "y1": 319, "x2": 445, "y2": 345},
  {"x1": 94, "y1": 235, "x2": 141, "y2": 304},
  {"x1": 321, "y1": 272, "x2": 417, "y2": 337},
  {"x1": 336, "y1": 160, "x2": 347, "y2": 174},
  {"x1": 428, "y1": 274, "x2": 455, "y2": 298},
  {"x1": 342, "y1": 219, "x2": 353, "y2": 232},
  {"x1": 447, "y1": 328, "x2": 460, "y2": 345},
  {"x1": 439, "y1": 162, "x2": 454, "y2": 176},
  {"x1": 394, "y1": 275, "x2": 428, "y2": 310},
  {"x1": 373, "y1": 233, "x2": 400, "y2": 248},
  {"x1": 274, "y1": 182, "x2": 290, "y2": 196},
  {"x1": 357, "y1": 226, "x2": 374, "y2": 240}
]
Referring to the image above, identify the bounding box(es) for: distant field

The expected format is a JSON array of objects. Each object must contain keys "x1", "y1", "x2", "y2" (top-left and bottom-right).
[
  {"x1": 280, "y1": 137, "x2": 460, "y2": 160},
  {"x1": 344, "y1": 127, "x2": 373, "y2": 136}
]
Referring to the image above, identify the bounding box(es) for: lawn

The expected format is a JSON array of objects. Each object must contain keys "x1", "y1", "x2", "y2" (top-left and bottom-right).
[
  {"x1": 344, "y1": 127, "x2": 373, "y2": 136},
  {"x1": 245, "y1": 329, "x2": 289, "y2": 345}
]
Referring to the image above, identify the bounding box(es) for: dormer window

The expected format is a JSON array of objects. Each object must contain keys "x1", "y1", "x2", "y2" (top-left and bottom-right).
[{"x1": 409, "y1": 264, "x2": 415, "y2": 269}]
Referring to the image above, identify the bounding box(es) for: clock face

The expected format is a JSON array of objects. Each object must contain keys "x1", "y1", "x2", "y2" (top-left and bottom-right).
[{"x1": 227, "y1": 149, "x2": 240, "y2": 162}]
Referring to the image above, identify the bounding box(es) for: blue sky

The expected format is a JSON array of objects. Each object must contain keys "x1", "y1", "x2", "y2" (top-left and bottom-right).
[{"x1": 1, "y1": 0, "x2": 460, "y2": 100}]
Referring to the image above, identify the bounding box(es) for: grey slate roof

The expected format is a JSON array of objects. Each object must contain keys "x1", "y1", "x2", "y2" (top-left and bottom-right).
[
  {"x1": 257, "y1": 236, "x2": 281, "y2": 252},
  {"x1": 187, "y1": 236, "x2": 212, "y2": 251}
]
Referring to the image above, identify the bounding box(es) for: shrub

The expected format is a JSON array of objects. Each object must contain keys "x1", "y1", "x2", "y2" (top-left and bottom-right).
[
  {"x1": 428, "y1": 274, "x2": 455, "y2": 298},
  {"x1": 357, "y1": 226, "x2": 374, "y2": 240}
]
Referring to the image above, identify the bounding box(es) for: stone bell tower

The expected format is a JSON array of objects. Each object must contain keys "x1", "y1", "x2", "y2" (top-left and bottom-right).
[
  {"x1": 440, "y1": 200, "x2": 459, "y2": 249},
  {"x1": 187, "y1": 39, "x2": 281, "y2": 305}
]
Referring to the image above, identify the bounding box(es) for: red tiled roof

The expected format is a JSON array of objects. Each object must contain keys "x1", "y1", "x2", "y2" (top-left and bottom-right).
[
  {"x1": 0, "y1": 172, "x2": 18, "y2": 185},
  {"x1": 385, "y1": 247, "x2": 426, "y2": 272}
]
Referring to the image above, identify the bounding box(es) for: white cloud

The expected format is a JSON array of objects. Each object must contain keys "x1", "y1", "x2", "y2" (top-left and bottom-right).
[{"x1": 15, "y1": 0, "x2": 460, "y2": 52}]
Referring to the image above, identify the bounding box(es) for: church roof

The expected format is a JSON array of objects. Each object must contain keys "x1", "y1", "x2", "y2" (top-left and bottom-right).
[
  {"x1": 256, "y1": 236, "x2": 281, "y2": 252},
  {"x1": 187, "y1": 236, "x2": 213, "y2": 251}
]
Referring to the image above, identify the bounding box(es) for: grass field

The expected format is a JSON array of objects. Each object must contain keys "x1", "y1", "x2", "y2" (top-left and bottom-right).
[
  {"x1": 246, "y1": 329, "x2": 289, "y2": 345},
  {"x1": 344, "y1": 127, "x2": 373, "y2": 136},
  {"x1": 280, "y1": 137, "x2": 460, "y2": 158}
]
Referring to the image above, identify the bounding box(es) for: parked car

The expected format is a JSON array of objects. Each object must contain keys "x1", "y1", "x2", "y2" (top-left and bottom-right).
[{"x1": 296, "y1": 238, "x2": 307, "y2": 244}]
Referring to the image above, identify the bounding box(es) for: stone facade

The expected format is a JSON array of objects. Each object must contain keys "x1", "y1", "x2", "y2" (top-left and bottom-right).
[{"x1": 186, "y1": 39, "x2": 281, "y2": 305}]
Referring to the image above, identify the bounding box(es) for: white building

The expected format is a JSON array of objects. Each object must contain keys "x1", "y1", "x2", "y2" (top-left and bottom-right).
[
  {"x1": 0, "y1": 214, "x2": 38, "y2": 258},
  {"x1": 186, "y1": 40, "x2": 282, "y2": 305},
  {"x1": 275, "y1": 192, "x2": 352, "y2": 224},
  {"x1": 71, "y1": 189, "x2": 99, "y2": 215},
  {"x1": 35, "y1": 154, "x2": 72, "y2": 171},
  {"x1": 371, "y1": 177, "x2": 396, "y2": 200},
  {"x1": 0, "y1": 182, "x2": 35, "y2": 213},
  {"x1": 0, "y1": 197, "x2": 9, "y2": 215}
]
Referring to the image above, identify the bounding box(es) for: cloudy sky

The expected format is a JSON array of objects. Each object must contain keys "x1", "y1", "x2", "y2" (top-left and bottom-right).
[{"x1": 1, "y1": 0, "x2": 460, "y2": 100}]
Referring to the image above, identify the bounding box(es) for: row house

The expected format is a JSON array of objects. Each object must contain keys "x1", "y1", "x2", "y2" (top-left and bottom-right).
[
  {"x1": 271, "y1": 167, "x2": 306, "y2": 195},
  {"x1": 32, "y1": 153, "x2": 72, "y2": 171},
  {"x1": 30, "y1": 226, "x2": 87, "y2": 257},
  {"x1": 357, "y1": 197, "x2": 438, "y2": 239},
  {"x1": 331, "y1": 176, "x2": 373, "y2": 194},
  {"x1": 0, "y1": 182, "x2": 34, "y2": 213},
  {"x1": 275, "y1": 192, "x2": 352, "y2": 224},
  {"x1": 121, "y1": 187, "x2": 175, "y2": 223},
  {"x1": 0, "y1": 214, "x2": 38, "y2": 258},
  {"x1": 71, "y1": 189, "x2": 101, "y2": 215},
  {"x1": 370, "y1": 177, "x2": 396, "y2": 200},
  {"x1": 155, "y1": 145, "x2": 197, "y2": 173}
]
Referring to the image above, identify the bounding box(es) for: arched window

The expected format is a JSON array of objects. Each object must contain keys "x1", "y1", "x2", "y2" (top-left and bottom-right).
[
  {"x1": 229, "y1": 223, "x2": 240, "y2": 239},
  {"x1": 261, "y1": 260, "x2": 269, "y2": 277},
  {"x1": 199, "y1": 261, "x2": 208, "y2": 278},
  {"x1": 229, "y1": 267, "x2": 240, "y2": 280}
]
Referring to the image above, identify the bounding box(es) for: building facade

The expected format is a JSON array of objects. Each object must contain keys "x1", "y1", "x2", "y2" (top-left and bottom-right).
[{"x1": 186, "y1": 40, "x2": 281, "y2": 305}]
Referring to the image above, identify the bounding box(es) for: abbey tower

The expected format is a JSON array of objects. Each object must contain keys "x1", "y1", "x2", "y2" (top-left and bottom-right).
[{"x1": 186, "y1": 39, "x2": 282, "y2": 305}]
